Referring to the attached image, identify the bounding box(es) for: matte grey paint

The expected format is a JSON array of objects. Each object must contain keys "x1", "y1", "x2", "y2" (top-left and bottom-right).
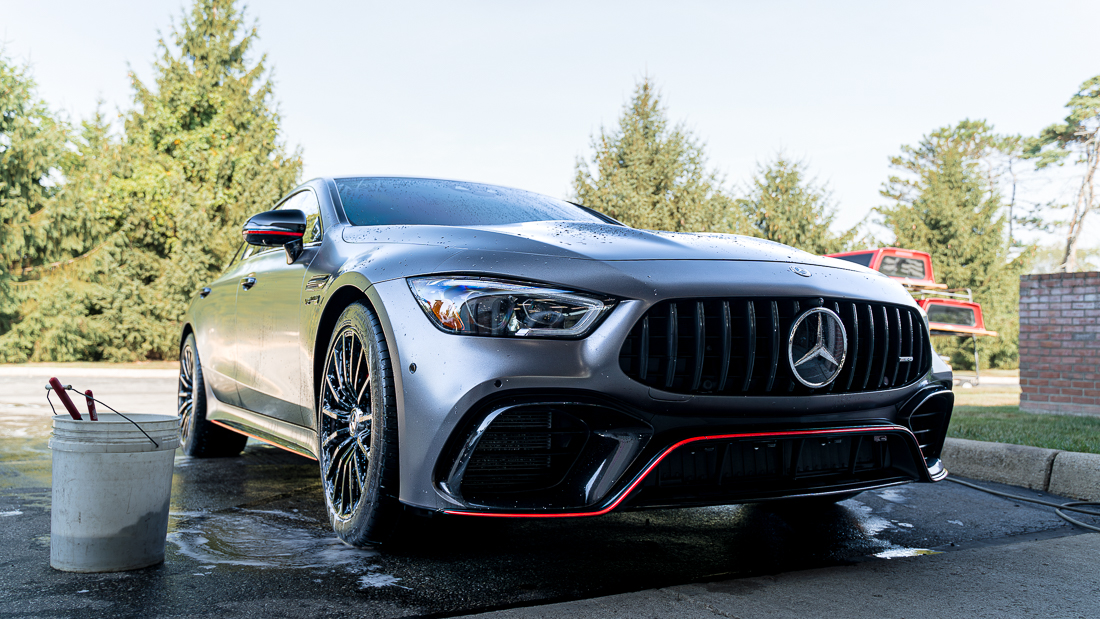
[{"x1": 185, "y1": 177, "x2": 942, "y2": 513}]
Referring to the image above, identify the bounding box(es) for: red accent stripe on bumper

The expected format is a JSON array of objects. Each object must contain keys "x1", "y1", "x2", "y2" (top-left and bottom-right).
[{"x1": 444, "y1": 425, "x2": 915, "y2": 519}]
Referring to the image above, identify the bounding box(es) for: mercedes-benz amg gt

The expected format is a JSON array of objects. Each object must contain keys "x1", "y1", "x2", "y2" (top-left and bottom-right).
[{"x1": 178, "y1": 176, "x2": 955, "y2": 546}]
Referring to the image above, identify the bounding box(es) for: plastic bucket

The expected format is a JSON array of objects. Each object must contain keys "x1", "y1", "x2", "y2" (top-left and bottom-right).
[{"x1": 49, "y1": 413, "x2": 180, "y2": 572}]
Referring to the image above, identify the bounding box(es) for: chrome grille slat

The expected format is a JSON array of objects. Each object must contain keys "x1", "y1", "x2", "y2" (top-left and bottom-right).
[
  {"x1": 913, "y1": 312, "x2": 924, "y2": 383},
  {"x1": 874, "y1": 305, "x2": 889, "y2": 390},
  {"x1": 902, "y1": 310, "x2": 914, "y2": 384},
  {"x1": 742, "y1": 300, "x2": 756, "y2": 392},
  {"x1": 665, "y1": 302, "x2": 678, "y2": 389},
  {"x1": 691, "y1": 301, "x2": 705, "y2": 392},
  {"x1": 718, "y1": 301, "x2": 732, "y2": 392},
  {"x1": 766, "y1": 301, "x2": 779, "y2": 393},
  {"x1": 843, "y1": 302, "x2": 859, "y2": 392},
  {"x1": 889, "y1": 307, "x2": 902, "y2": 388},
  {"x1": 860, "y1": 304, "x2": 875, "y2": 390}
]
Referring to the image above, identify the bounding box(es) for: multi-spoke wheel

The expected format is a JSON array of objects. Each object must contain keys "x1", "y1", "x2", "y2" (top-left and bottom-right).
[
  {"x1": 320, "y1": 328, "x2": 373, "y2": 519},
  {"x1": 319, "y1": 302, "x2": 400, "y2": 546},
  {"x1": 178, "y1": 333, "x2": 247, "y2": 457}
]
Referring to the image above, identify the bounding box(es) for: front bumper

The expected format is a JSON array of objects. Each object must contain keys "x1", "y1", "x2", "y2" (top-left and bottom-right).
[
  {"x1": 445, "y1": 421, "x2": 942, "y2": 518},
  {"x1": 366, "y1": 267, "x2": 953, "y2": 515}
]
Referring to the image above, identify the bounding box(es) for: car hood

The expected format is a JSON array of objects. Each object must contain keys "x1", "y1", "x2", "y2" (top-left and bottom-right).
[{"x1": 341, "y1": 220, "x2": 859, "y2": 271}]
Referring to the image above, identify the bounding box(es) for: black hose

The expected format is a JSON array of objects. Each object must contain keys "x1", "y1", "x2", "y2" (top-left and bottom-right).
[{"x1": 947, "y1": 477, "x2": 1100, "y2": 533}]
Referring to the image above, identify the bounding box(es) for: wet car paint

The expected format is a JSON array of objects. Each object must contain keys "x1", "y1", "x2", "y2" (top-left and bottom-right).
[
  {"x1": 188, "y1": 177, "x2": 944, "y2": 513},
  {"x1": 2, "y1": 372, "x2": 1096, "y2": 618}
]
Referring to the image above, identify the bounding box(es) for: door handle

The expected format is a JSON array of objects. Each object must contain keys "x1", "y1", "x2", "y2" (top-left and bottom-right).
[
  {"x1": 240, "y1": 277, "x2": 257, "y2": 290},
  {"x1": 199, "y1": 287, "x2": 212, "y2": 298}
]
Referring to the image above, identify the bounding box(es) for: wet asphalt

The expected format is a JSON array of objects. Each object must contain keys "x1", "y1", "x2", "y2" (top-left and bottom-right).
[{"x1": 1, "y1": 371, "x2": 1097, "y2": 618}]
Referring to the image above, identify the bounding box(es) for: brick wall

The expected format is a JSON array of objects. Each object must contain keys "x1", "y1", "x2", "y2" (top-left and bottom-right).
[{"x1": 1019, "y1": 271, "x2": 1100, "y2": 417}]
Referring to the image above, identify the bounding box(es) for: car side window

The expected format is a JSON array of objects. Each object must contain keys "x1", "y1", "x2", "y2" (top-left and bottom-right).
[{"x1": 298, "y1": 191, "x2": 324, "y2": 244}]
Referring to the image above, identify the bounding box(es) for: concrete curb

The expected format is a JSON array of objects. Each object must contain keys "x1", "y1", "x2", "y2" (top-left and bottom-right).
[
  {"x1": 1048, "y1": 451, "x2": 1100, "y2": 502},
  {"x1": 941, "y1": 438, "x2": 1058, "y2": 490},
  {"x1": 942, "y1": 437, "x2": 1100, "y2": 501}
]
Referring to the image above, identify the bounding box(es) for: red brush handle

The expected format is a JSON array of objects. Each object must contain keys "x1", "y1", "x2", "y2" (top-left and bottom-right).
[
  {"x1": 85, "y1": 389, "x2": 98, "y2": 421},
  {"x1": 49, "y1": 377, "x2": 82, "y2": 420}
]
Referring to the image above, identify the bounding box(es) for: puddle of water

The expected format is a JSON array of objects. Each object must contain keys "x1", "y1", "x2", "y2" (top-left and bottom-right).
[
  {"x1": 241, "y1": 508, "x2": 316, "y2": 522},
  {"x1": 167, "y1": 509, "x2": 403, "y2": 589},
  {"x1": 169, "y1": 511, "x2": 370, "y2": 568},
  {"x1": 359, "y1": 570, "x2": 405, "y2": 588},
  {"x1": 874, "y1": 488, "x2": 910, "y2": 504},
  {"x1": 841, "y1": 498, "x2": 938, "y2": 561},
  {"x1": 874, "y1": 548, "x2": 943, "y2": 559},
  {"x1": 0, "y1": 400, "x2": 55, "y2": 439},
  {"x1": 840, "y1": 499, "x2": 895, "y2": 536}
]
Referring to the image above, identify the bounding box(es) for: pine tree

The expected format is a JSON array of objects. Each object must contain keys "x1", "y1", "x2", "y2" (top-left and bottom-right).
[
  {"x1": 0, "y1": 54, "x2": 69, "y2": 333},
  {"x1": 106, "y1": 0, "x2": 302, "y2": 360},
  {"x1": 573, "y1": 78, "x2": 744, "y2": 233},
  {"x1": 0, "y1": 0, "x2": 301, "y2": 361},
  {"x1": 738, "y1": 156, "x2": 856, "y2": 254},
  {"x1": 878, "y1": 120, "x2": 1028, "y2": 369},
  {"x1": 0, "y1": 111, "x2": 122, "y2": 361}
]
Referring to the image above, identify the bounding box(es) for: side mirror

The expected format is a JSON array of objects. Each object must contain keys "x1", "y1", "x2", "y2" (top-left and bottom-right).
[{"x1": 243, "y1": 209, "x2": 307, "y2": 264}]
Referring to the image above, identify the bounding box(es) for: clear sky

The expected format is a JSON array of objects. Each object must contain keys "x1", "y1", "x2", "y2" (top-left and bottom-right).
[{"x1": 3, "y1": 0, "x2": 1098, "y2": 242}]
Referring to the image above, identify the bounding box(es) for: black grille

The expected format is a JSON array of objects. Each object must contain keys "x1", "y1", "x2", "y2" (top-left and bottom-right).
[
  {"x1": 461, "y1": 407, "x2": 589, "y2": 497},
  {"x1": 618, "y1": 297, "x2": 930, "y2": 396}
]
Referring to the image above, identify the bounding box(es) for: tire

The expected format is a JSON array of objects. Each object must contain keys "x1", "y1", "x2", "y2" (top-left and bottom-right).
[
  {"x1": 317, "y1": 302, "x2": 401, "y2": 546},
  {"x1": 178, "y1": 333, "x2": 248, "y2": 457}
]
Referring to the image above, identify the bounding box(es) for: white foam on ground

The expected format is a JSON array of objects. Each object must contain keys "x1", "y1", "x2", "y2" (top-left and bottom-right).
[
  {"x1": 840, "y1": 499, "x2": 895, "y2": 536},
  {"x1": 874, "y1": 548, "x2": 942, "y2": 559},
  {"x1": 167, "y1": 510, "x2": 402, "y2": 587},
  {"x1": 874, "y1": 488, "x2": 910, "y2": 504}
]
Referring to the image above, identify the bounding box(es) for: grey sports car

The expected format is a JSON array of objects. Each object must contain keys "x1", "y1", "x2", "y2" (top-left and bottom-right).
[{"x1": 178, "y1": 176, "x2": 955, "y2": 546}]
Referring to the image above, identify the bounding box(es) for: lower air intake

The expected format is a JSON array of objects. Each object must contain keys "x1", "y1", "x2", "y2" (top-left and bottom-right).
[{"x1": 460, "y1": 407, "x2": 589, "y2": 500}]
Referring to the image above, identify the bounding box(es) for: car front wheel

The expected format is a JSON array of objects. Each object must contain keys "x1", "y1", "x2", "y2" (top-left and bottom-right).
[{"x1": 318, "y1": 302, "x2": 401, "y2": 546}]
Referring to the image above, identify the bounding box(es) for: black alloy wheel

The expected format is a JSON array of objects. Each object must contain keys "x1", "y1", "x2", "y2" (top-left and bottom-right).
[
  {"x1": 178, "y1": 333, "x2": 247, "y2": 457},
  {"x1": 319, "y1": 302, "x2": 400, "y2": 546}
]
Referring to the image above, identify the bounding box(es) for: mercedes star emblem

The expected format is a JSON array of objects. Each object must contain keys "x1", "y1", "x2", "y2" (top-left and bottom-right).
[{"x1": 788, "y1": 307, "x2": 848, "y2": 388}]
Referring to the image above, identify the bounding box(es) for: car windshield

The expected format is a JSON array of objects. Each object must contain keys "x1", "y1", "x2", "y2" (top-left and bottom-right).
[
  {"x1": 833, "y1": 253, "x2": 873, "y2": 268},
  {"x1": 878, "y1": 255, "x2": 926, "y2": 279},
  {"x1": 335, "y1": 177, "x2": 606, "y2": 227}
]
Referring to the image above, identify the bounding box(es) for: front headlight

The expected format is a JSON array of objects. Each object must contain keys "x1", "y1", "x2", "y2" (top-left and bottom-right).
[{"x1": 408, "y1": 277, "x2": 614, "y2": 338}]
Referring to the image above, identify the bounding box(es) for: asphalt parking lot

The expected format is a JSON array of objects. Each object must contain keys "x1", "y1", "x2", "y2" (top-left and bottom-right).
[{"x1": 1, "y1": 369, "x2": 1098, "y2": 618}]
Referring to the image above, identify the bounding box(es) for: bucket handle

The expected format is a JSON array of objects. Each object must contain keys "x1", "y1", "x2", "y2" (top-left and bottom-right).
[{"x1": 46, "y1": 385, "x2": 161, "y2": 448}]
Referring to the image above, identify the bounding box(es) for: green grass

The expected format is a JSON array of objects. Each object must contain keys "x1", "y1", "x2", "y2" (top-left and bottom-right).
[{"x1": 948, "y1": 405, "x2": 1100, "y2": 455}]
